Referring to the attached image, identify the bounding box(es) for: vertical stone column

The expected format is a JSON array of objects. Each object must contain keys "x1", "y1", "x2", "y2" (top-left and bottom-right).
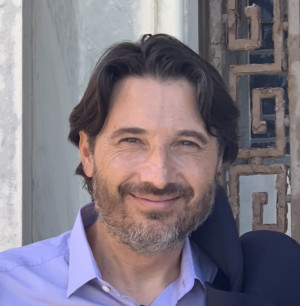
[
  {"x1": 156, "y1": 0, "x2": 198, "y2": 52},
  {"x1": 288, "y1": 0, "x2": 300, "y2": 243},
  {"x1": 0, "y1": 0, "x2": 200, "y2": 249},
  {"x1": 0, "y1": 0, "x2": 23, "y2": 251}
]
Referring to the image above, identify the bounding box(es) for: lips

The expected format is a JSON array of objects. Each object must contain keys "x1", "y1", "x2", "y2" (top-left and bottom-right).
[{"x1": 129, "y1": 193, "x2": 181, "y2": 209}]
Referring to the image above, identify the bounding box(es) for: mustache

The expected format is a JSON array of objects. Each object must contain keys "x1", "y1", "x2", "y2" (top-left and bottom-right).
[{"x1": 118, "y1": 182, "x2": 194, "y2": 199}]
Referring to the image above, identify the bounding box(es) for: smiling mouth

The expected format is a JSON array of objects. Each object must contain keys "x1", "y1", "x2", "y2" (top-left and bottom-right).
[{"x1": 129, "y1": 193, "x2": 181, "y2": 209}]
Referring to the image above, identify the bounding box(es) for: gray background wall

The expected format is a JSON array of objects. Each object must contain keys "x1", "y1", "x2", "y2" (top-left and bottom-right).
[{"x1": 22, "y1": 0, "x2": 198, "y2": 244}]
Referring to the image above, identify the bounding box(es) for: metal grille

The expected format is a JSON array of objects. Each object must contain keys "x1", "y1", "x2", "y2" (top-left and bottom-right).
[{"x1": 225, "y1": 0, "x2": 300, "y2": 242}]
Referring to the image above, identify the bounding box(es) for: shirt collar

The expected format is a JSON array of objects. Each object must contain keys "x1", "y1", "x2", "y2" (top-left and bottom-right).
[
  {"x1": 190, "y1": 238, "x2": 218, "y2": 285},
  {"x1": 174, "y1": 238, "x2": 217, "y2": 300},
  {"x1": 67, "y1": 203, "x2": 99, "y2": 297}
]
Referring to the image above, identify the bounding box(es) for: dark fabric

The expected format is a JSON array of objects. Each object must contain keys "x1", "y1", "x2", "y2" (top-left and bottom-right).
[
  {"x1": 241, "y1": 230, "x2": 300, "y2": 306},
  {"x1": 190, "y1": 186, "x2": 243, "y2": 291},
  {"x1": 205, "y1": 285, "x2": 276, "y2": 306},
  {"x1": 191, "y1": 186, "x2": 300, "y2": 306}
]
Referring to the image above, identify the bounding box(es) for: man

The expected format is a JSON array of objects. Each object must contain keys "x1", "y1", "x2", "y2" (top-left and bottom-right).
[{"x1": 0, "y1": 34, "x2": 299, "y2": 305}]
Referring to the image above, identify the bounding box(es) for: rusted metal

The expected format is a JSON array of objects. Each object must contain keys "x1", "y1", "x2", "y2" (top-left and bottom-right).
[
  {"x1": 227, "y1": 0, "x2": 262, "y2": 50},
  {"x1": 252, "y1": 90, "x2": 267, "y2": 135},
  {"x1": 252, "y1": 192, "x2": 268, "y2": 230},
  {"x1": 238, "y1": 87, "x2": 286, "y2": 159},
  {"x1": 288, "y1": 0, "x2": 300, "y2": 243},
  {"x1": 228, "y1": 0, "x2": 283, "y2": 102},
  {"x1": 225, "y1": 0, "x2": 295, "y2": 236},
  {"x1": 229, "y1": 164, "x2": 288, "y2": 233}
]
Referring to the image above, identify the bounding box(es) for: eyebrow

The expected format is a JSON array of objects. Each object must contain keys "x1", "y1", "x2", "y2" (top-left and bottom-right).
[
  {"x1": 176, "y1": 130, "x2": 209, "y2": 145},
  {"x1": 111, "y1": 127, "x2": 147, "y2": 139}
]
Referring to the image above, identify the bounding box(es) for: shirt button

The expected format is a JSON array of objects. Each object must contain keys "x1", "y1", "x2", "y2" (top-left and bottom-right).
[{"x1": 102, "y1": 285, "x2": 110, "y2": 293}]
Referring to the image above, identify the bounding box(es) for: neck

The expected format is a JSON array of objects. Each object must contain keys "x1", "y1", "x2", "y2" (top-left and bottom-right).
[{"x1": 86, "y1": 219, "x2": 184, "y2": 305}]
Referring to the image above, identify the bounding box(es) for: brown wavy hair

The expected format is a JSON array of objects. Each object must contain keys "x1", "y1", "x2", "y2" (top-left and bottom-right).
[{"x1": 69, "y1": 34, "x2": 239, "y2": 197}]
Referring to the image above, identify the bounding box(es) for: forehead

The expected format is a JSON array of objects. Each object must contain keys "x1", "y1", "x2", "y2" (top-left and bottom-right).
[
  {"x1": 104, "y1": 77, "x2": 206, "y2": 133},
  {"x1": 110, "y1": 76, "x2": 196, "y2": 104}
]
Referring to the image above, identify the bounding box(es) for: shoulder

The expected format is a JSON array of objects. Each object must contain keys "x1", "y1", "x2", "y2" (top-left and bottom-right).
[
  {"x1": 0, "y1": 231, "x2": 71, "y2": 273},
  {"x1": 241, "y1": 230, "x2": 300, "y2": 306},
  {"x1": 0, "y1": 232, "x2": 72, "y2": 304},
  {"x1": 241, "y1": 230, "x2": 300, "y2": 269}
]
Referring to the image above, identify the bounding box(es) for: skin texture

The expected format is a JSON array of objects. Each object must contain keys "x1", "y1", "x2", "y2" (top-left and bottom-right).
[{"x1": 79, "y1": 77, "x2": 221, "y2": 304}]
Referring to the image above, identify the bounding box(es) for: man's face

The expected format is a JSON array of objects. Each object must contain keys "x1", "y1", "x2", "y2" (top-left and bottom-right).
[{"x1": 80, "y1": 77, "x2": 221, "y2": 254}]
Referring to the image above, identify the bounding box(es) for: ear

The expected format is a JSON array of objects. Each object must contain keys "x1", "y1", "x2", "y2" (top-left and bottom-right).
[{"x1": 79, "y1": 131, "x2": 94, "y2": 178}]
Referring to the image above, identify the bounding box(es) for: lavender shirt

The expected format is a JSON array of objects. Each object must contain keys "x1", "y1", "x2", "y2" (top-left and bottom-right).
[{"x1": 0, "y1": 204, "x2": 217, "y2": 305}]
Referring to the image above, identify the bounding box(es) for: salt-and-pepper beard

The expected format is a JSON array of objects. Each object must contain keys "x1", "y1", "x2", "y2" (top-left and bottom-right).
[{"x1": 93, "y1": 168, "x2": 217, "y2": 255}]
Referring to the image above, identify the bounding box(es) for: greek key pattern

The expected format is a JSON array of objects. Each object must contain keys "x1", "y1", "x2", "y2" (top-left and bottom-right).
[{"x1": 226, "y1": 0, "x2": 290, "y2": 234}]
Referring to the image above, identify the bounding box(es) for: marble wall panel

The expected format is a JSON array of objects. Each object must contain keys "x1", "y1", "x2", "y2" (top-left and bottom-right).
[{"x1": 0, "y1": 0, "x2": 22, "y2": 251}]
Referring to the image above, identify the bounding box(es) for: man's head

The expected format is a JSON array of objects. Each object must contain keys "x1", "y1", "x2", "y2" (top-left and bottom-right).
[
  {"x1": 69, "y1": 34, "x2": 239, "y2": 195},
  {"x1": 68, "y1": 34, "x2": 239, "y2": 254}
]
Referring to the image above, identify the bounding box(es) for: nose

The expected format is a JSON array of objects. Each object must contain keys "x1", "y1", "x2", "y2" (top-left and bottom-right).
[{"x1": 139, "y1": 145, "x2": 174, "y2": 189}]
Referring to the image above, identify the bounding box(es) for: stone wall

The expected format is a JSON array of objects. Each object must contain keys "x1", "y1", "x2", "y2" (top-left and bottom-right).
[
  {"x1": 0, "y1": 0, "x2": 22, "y2": 252},
  {"x1": 0, "y1": 0, "x2": 199, "y2": 250}
]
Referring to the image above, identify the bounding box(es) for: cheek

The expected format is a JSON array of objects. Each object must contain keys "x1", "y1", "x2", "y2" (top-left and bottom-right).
[
  {"x1": 176, "y1": 153, "x2": 219, "y2": 184},
  {"x1": 183, "y1": 163, "x2": 213, "y2": 183},
  {"x1": 102, "y1": 147, "x2": 149, "y2": 173},
  {"x1": 177, "y1": 150, "x2": 219, "y2": 169},
  {"x1": 94, "y1": 152, "x2": 138, "y2": 186}
]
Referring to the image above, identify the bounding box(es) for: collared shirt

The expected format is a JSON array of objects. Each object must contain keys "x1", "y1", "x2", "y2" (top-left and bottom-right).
[{"x1": 0, "y1": 203, "x2": 217, "y2": 305}]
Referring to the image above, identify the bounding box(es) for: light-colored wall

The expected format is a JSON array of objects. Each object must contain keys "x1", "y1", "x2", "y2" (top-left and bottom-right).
[
  {"x1": 0, "y1": 0, "x2": 22, "y2": 252},
  {"x1": 0, "y1": 0, "x2": 199, "y2": 250},
  {"x1": 76, "y1": 0, "x2": 199, "y2": 96},
  {"x1": 22, "y1": 0, "x2": 83, "y2": 245}
]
